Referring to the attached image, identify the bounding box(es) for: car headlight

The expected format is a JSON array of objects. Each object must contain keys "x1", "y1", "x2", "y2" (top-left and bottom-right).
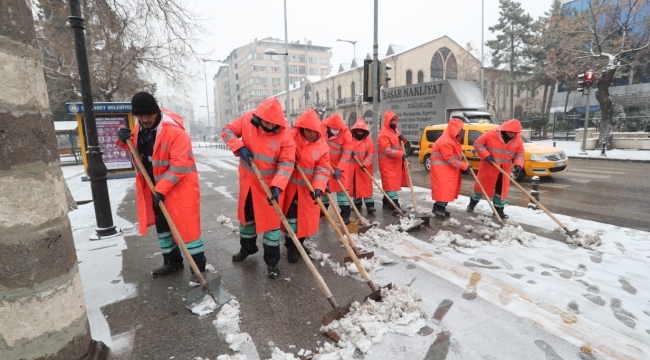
[{"x1": 530, "y1": 154, "x2": 546, "y2": 161}]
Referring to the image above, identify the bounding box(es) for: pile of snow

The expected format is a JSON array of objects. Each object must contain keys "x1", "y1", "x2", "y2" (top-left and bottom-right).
[
  {"x1": 190, "y1": 295, "x2": 218, "y2": 316},
  {"x1": 430, "y1": 230, "x2": 483, "y2": 252},
  {"x1": 304, "y1": 240, "x2": 393, "y2": 279},
  {"x1": 216, "y1": 354, "x2": 247, "y2": 360},
  {"x1": 565, "y1": 231, "x2": 603, "y2": 249},
  {"x1": 217, "y1": 215, "x2": 239, "y2": 234},
  {"x1": 463, "y1": 225, "x2": 475, "y2": 233},
  {"x1": 355, "y1": 227, "x2": 412, "y2": 251},
  {"x1": 491, "y1": 225, "x2": 536, "y2": 246},
  {"x1": 318, "y1": 284, "x2": 428, "y2": 358},
  {"x1": 268, "y1": 347, "x2": 299, "y2": 359},
  {"x1": 469, "y1": 215, "x2": 498, "y2": 227},
  {"x1": 213, "y1": 300, "x2": 252, "y2": 355},
  {"x1": 392, "y1": 215, "x2": 421, "y2": 232},
  {"x1": 442, "y1": 218, "x2": 461, "y2": 228}
]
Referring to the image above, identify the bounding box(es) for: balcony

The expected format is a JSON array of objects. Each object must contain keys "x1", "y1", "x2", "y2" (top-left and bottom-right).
[
  {"x1": 336, "y1": 97, "x2": 358, "y2": 107},
  {"x1": 313, "y1": 101, "x2": 333, "y2": 110}
]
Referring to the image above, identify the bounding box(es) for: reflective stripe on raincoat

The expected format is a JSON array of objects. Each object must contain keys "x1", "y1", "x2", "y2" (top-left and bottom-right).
[
  {"x1": 221, "y1": 97, "x2": 296, "y2": 233},
  {"x1": 348, "y1": 118, "x2": 375, "y2": 199},
  {"x1": 323, "y1": 113, "x2": 352, "y2": 193},
  {"x1": 116, "y1": 108, "x2": 201, "y2": 242},
  {"x1": 377, "y1": 110, "x2": 409, "y2": 192},
  {"x1": 282, "y1": 109, "x2": 330, "y2": 237},
  {"x1": 430, "y1": 118, "x2": 468, "y2": 202},
  {"x1": 473, "y1": 119, "x2": 525, "y2": 199}
]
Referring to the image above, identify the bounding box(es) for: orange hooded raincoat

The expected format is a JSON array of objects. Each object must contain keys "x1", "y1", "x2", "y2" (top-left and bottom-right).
[
  {"x1": 116, "y1": 108, "x2": 201, "y2": 242},
  {"x1": 429, "y1": 118, "x2": 469, "y2": 202},
  {"x1": 282, "y1": 109, "x2": 331, "y2": 237},
  {"x1": 221, "y1": 97, "x2": 296, "y2": 233},
  {"x1": 323, "y1": 113, "x2": 352, "y2": 193},
  {"x1": 348, "y1": 118, "x2": 375, "y2": 199},
  {"x1": 377, "y1": 110, "x2": 409, "y2": 192},
  {"x1": 473, "y1": 119, "x2": 525, "y2": 199}
]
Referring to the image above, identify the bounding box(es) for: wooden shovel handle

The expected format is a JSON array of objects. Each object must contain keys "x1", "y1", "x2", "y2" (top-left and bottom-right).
[
  {"x1": 327, "y1": 163, "x2": 368, "y2": 236},
  {"x1": 352, "y1": 155, "x2": 405, "y2": 217},
  {"x1": 125, "y1": 139, "x2": 207, "y2": 289},
  {"x1": 461, "y1": 153, "x2": 505, "y2": 227},
  {"x1": 247, "y1": 159, "x2": 337, "y2": 307},
  {"x1": 488, "y1": 160, "x2": 569, "y2": 230},
  {"x1": 401, "y1": 142, "x2": 419, "y2": 213},
  {"x1": 295, "y1": 165, "x2": 376, "y2": 290}
]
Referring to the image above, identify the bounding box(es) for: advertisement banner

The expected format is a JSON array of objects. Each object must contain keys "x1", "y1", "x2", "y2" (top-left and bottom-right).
[{"x1": 93, "y1": 115, "x2": 132, "y2": 170}]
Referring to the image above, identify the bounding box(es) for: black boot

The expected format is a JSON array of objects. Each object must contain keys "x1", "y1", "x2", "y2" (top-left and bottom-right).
[
  {"x1": 232, "y1": 237, "x2": 258, "y2": 262},
  {"x1": 353, "y1": 201, "x2": 363, "y2": 211},
  {"x1": 264, "y1": 243, "x2": 281, "y2": 279},
  {"x1": 495, "y1": 206, "x2": 509, "y2": 219},
  {"x1": 382, "y1": 197, "x2": 392, "y2": 210},
  {"x1": 432, "y1": 203, "x2": 446, "y2": 219},
  {"x1": 320, "y1": 203, "x2": 330, "y2": 217},
  {"x1": 466, "y1": 198, "x2": 479, "y2": 212},
  {"x1": 152, "y1": 247, "x2": 184, "y2": 277},
  {"x1": 391, "y1": 199, "x2": 402, "y2": 216},
  {"x1": 366, "y1": 202, "x2": 376, "y2": 214},
  {"x1": 339, "y1": 205, "x2": 352, "y2": 224},
  {"x1": 267, "y1": 264, "x2": 280, "y2": 279},
  {"x1": 299, "y1": 238, "x2": 311, "y2": 256},
  {"x1": 286, "y1": 237, "x2": 299, "y2": 264}
]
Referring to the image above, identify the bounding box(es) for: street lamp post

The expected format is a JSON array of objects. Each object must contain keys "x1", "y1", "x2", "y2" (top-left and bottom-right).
[
  {"x1": 264, "y1": 48, "x2": 291, "y2": 124},
  {"x1": 202, "y1": 59, "x2": 222, "y2": 137},
  {"x1": 337, "y1": 39, "x2": 359, "y2": 120}
]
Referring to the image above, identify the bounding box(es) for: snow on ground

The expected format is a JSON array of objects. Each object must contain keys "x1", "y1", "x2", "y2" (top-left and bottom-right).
[
  {"x1": 213, "y1": 299, "x2": 260, "y2": 359},
  {"x1": 64, "y1": 165, "x2": 138, "y2": 350},
  {"x1": 303, "y1": 240, "x2": 393, "y2": 279},
  {"x1": 217, "y1": 215, "x2": 240, "y2": 234},
  {"x1": 192, "y1": 145, "x2": 240, "y2": 171},
  {"x1": 539, "y1": 139, "x2": 650, "y2": 161},
  {"x1": 205, "y1": 181, "x2": 236, "y2": 201}
]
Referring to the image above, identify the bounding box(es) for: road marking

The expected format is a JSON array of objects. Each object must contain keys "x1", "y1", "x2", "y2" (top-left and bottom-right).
[
  {"x1": 538, "y1": 183, "x2": 572, "y2": 189},
  {"x1": 567, "y1": 168, "x2": 626, "y2": 175},
  {"x1": 389, "y1": 240, "x2": 650, "y2": 360},
  {"x1": 560, "y1": 172, "x2": 610, "y2": 179}
]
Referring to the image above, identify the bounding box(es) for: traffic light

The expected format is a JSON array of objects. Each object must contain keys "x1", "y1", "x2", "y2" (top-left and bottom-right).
[
  {"x1": 363, "y1": 59, "x2": 374, "y2": 102},
  {"x1": 577, "y1": 70, "x2": 596, "y2": 97},
  {"x1": 584, "y1": 71, "x2": 595, "y2": 87},
  {"x1": 379, "y1": 61, "x2": 392, "y2": 87}
]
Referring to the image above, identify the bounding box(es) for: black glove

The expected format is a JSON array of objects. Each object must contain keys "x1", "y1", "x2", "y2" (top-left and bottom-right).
[
  {"x1": 514, "y1": 165, "x2": 523, "y2": 172},
  {"x1": 118, "y1": 128, "x2": 133, "y2": 143},
  {"x1": 360, "y1": 164, "x2": 367, "y2": 171},
  {"x1": 325, "y1": 186, "x2": 331, "y2": 193},
  {"x1": 402, "y1": 153, "x2": 408, "y2": 160},
  {"x1": 485, "y1": 155, "x2": 495, "y2": 164},
  {"x1": 311, "y1": 189, "x2": 323, "y2": 204},
  {"x1": 398, "y1": 134, "x2": 406, "y2": 142},
  {"x1": 267, "y1": 186, "x2": 281, "y2": 205},
  {"x1": 333, "y1": 169, "x2": 342, "y2": 180},
  {"x1": 154, "y1": 192, "x2": 165, "y2": 208},
  {"x1": 238, "y1": 146, "x2": 253, "y2": 165}
]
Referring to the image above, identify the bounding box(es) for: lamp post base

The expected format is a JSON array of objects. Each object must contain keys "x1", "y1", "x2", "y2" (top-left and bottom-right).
[{"x1": 90, "y1": 227, "x2": 122, "y2": 241}]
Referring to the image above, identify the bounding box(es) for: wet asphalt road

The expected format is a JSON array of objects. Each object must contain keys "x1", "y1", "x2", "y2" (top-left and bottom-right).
[{"x1": 409, "y1": 155, "x2": 650, "y2": 232}]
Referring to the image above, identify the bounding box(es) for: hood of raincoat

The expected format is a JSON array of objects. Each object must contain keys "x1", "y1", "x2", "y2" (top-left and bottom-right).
[
  {"x1": 294, "y1": 108, "x2": 323, "y2": 140},
  {"x1": 160, "y1": 108, "x2": 185, "y2": 130},
  {"x1": 446, "y1": 118, "x2": 464, "y2": 139},
  {"x1": 498, "y1": 119, "x2": 522, "y2": 133},
  {"x1": 351, "y1": 117, "x2": 370, "y2": 133},
  {"x1": 383, "y1": 110, "x2": 398, "y2": 130},
  {"x1": 252, "y1": 97, "x2": 286, "y2": 127},
  {"x1": 323, "y1": 113, "x2": 346, "y2": 130}
]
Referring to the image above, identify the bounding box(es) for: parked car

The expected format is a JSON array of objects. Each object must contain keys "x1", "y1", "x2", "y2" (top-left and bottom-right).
[{"x1": 418, "y1": 123, "x2": 569, "y2": 180}]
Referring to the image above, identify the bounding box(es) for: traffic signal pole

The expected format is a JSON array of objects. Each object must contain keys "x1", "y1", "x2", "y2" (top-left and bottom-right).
[
  {"x1": 371, "y1": 0, "x2": 379, "y2": 175},
  {"x1": 580, "y1": 86, "x2": 591, "y2": 152}
]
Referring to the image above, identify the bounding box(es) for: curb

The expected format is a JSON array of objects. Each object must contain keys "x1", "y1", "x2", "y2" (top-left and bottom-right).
[{"x1": 568, "y1": 155, "x2": 650, "y2": 163}]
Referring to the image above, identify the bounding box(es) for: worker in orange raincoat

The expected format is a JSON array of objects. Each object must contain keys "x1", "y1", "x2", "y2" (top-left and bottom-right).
[
  {"x1": 467, "y1": 119, "x2": 524, "y2": 219},
  {"x1": 321, "y1": 113, "x2": 354, "y2": 224},
  {"x1": 221, "y1": 97, "x2": 296, "y2": 279},
  {"x1": 429, "y1": 118, "x2": 469, "y2": 218},
  {"x1": 116, "y1": 92, "x2": 205, "y2": 282},
  {"x1": 348, "y1": 118, "x2": 375, "y2": 214},
  {"x1": 377, "y1": 110, "x2": 409, "y2": 211},
  {"x1": 282, "y1": 109, "x2": 330, "y2": 263}
]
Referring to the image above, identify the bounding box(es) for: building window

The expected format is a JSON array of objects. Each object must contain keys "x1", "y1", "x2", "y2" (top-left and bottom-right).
[
  {"x1": 304, "y1": 84, "x2": 312, "y2": 105},
  {"x1": 406, "y1": 70, "x2": 413, "y2": 85},
  {"x1": 320, "y1": 58, "x2": 329, "y2": 64},
  {"x1": 445, "y1": 54, "x2": 457, "y2": 79},
  {"x1": 252, "y1": 65, "x2": 267, "y2": 72},
  {"x1": 337, "y1": 85, "x2": 342, "y2": 99},
  {"x1": 326, "y1": 88, "x2": 330, "y2": 102},
  {"x1": 309, "y1": 56, "x2": 318, "y2": 63},
  {"x1": 272, "y1": 78, "x2": 281, "y2": 85},
  {"x1": 316, "y1": 91, "x2": 320, "y2": 104},
  {"x1": 351, "y1": 82, "x2": 356, "y2": 99},
  {"x1": 271, "y1": 66, "x2": 280, "y2": 72},
  {"x1": 430, "y1": 47, "x2": 458, "y2": 81},
  {"x1": 309, "y1": 68, "x2": 318, "y2": 75},
  {"x1": 291, "y1": 98, "x2": 294, "y2": 111},
  {"x1": 417, "y1": 71, "x2": 424, "y2": 84}
]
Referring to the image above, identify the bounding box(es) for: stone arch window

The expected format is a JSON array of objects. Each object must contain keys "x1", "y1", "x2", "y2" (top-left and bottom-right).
[
  {"x1": 337, "y1": 85, "x2": 342, "y2": 99},
  {"x1": 406, "y1": 70, "x2": 413, "y2": 85},
  {"x1": 304, "y1": 83, "x2": 312, "y2": 106},
  {"x1": 514, "y1": 105, "x2": 523, "y2": 119},
  {"x1": 348, "y1": 111, "x2": 357, "y2": 128},
  {"x1": 326, "y1": 88, "x2": 330, "y2": 103},
  {"x1": 430, "y1": 47, "x2": 457, "y2": 81},
  {"x1": 316, "y1": 91, "x2": 320, "y2": 104},
  {"x1": 417, "y1": 71, "x2": 424, "y2": 84},
  {"x1": 351, "y1": 81, "x2": 356, "y2": 99},
  {"x1": 291, "y1": 98, "x2": 294, "y2": 112}
]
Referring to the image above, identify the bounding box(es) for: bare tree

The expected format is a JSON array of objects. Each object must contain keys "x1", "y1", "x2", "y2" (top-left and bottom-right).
[{"x1": 558, "y1": 0, "x2": 650, "y2": 149}]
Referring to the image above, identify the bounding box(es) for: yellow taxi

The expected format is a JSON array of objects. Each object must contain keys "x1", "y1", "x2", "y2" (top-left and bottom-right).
[{"x1": 418, "y1": 123, "x2": 569, "y2": 180}]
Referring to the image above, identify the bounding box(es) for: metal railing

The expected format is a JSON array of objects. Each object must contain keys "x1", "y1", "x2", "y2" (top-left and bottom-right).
[{"x1": 336, "y1": 97, "x2": 358, "y2": 106}]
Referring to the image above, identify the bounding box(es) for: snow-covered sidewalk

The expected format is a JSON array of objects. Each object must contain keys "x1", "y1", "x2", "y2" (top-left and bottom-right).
[{"x1": 539, "y1": 139, "x2": 650, "y2": 161}]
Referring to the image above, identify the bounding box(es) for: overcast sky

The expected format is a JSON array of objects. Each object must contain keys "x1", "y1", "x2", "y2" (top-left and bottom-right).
[{"x1": 157, "y1": 0, "x2": 554, "y2": 123}]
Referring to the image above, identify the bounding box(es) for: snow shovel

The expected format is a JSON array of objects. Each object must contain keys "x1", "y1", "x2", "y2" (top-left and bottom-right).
[
  {"x1": 401, "y1": 143, "x2": 431, "y2": 224},
  {"x1": 353, "y1": 155, "x2": 424, "y2": 231},
  {"x1": 247, "y1": 159, "x2": 349, "y2": 339},
  {"x1": 462, "y1": 154, "x2": 505, "y2": 227},
  {"x1": 488, "y1": 161, "x2": 578, "y2": 237},
  {"x1": 125, "y1": 139, "x2": 230, "y2": 310},
  {"x1": 295, "y1": 165, "x2": 389, "y2": 301},
  {"x1": 326, "y1": 163, "x2": 376, "y2": 234}
]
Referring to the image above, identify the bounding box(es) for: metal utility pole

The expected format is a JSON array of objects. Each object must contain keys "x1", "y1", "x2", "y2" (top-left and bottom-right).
[
  {"x1": 202, "y1": 59, "x2": 221, "y2": 138},
  {"x1": 481, "y1": 0, "x2": 485, "y2": 98},
  {"x1": 284, "y1": 0, "x2": 291, "y2": 124},
  {"x1": 371, "y1": 0, "x2": 379, "y2": 174},
  {"x1": 337, "y1": 39, "x2": 359, "y2": 120},
  {"x1": 580, "y1": 87, "x2": 591, "y2": 152},
  {"x1": 68, "y1": 0, "x2": 117, "y2": 239}
]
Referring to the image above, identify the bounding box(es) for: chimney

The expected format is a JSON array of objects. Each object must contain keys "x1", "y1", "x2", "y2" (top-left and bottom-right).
[
  {"x1": 320, "y1": 66, "x2": 327, "y2": 80},
  {"x1": 466, "y1": 42, "x2": 472, "y2": 51}
]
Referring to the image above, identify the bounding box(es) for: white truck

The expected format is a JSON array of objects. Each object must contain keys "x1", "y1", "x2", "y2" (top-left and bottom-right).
[{"x1": 381, "y1": 79, "x2": 493, "y2": 154}]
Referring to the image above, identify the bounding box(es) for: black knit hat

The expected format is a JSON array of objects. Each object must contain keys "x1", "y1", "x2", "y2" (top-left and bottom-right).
[{"x1": 131, "y1": 92, "x2": 160, "y2": 116}]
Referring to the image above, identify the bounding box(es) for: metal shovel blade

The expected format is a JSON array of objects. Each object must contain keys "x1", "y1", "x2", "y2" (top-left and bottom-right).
[
  {"x1": 344, "y1": 249, "x2": 375, "y2": 264},
  {"x1": 565, "y1": 228, "x2": 579, "y2": 238},
  {"x1": 395, "y1": 212, "x2": 425, "y2": 231},
  {"x1": 185, "y1": 276, "x2": 231, "y2": 311},
  {"x1": 322, "y1": 302, "x2": 353, "y2": 341},
  {"x1": 364, "y1": 283, "x2": 394, "y2": 303}
]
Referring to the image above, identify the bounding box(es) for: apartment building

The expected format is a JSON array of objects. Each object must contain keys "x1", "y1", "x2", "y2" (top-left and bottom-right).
[{"x1": 214, "y1": 37, "x2": 332, "y2": 125}]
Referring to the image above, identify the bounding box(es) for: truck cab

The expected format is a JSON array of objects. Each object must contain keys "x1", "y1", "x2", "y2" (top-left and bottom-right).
[{"x1": 448, "y1": 110, "x2": 494, "y2": 124}]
